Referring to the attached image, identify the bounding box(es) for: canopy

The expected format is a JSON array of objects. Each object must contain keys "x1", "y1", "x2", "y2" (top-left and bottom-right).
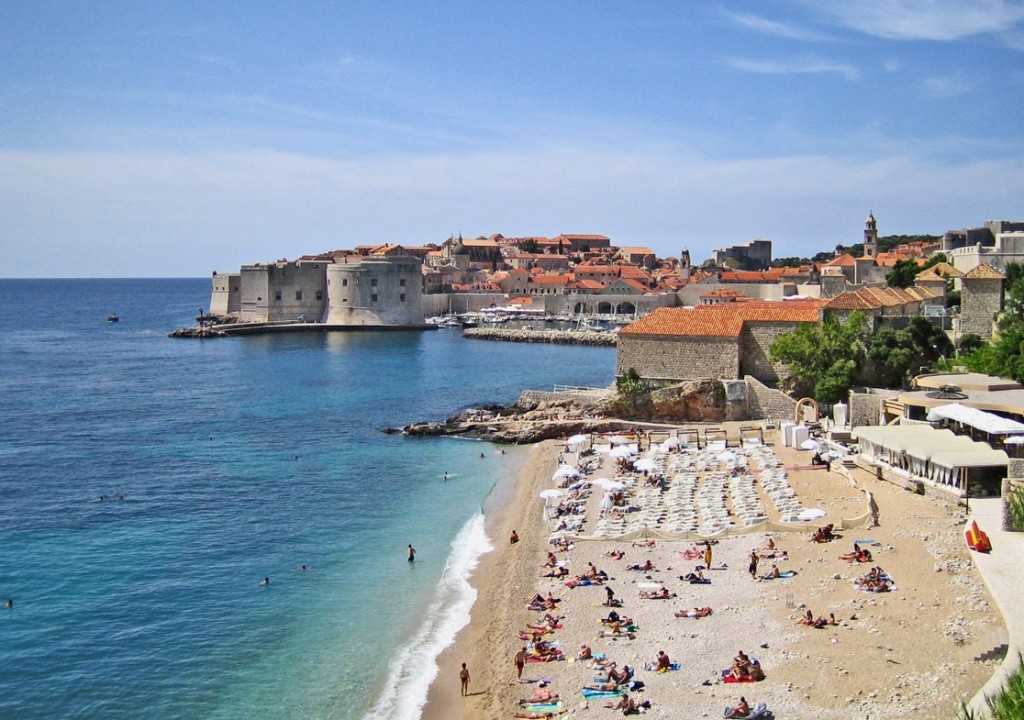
[
  {"x1": 930, "y1": 448, "x2": 1009, "y2": 469},
  {"x1": 926, "y1": 403, "x2": 1024, "y2": 435}
]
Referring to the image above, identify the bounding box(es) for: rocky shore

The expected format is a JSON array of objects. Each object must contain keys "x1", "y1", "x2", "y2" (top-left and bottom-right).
[
  {"x1": 394, "y1": 379, "x2": 733, "y2": 443},
  {"x1": 463, "y1": 327, "x2": 617, "y2": 345}
]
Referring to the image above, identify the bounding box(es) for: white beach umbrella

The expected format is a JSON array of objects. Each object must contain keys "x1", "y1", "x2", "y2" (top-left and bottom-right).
[
  {"x1": 609, "y1": 446, "x2": 635, "y2": 460},
  {"x1": 539, "y1": 489, "x2": 566, "y2": 500},
  {"x1": 566, "y1": 434, "x2": 589, "y2": 446},
  {"x1": 599, "y1": 493, "x2": 615, "y2": 511},
  {"x1": 661, "y1": 436, "x2": 681, "y2": 448},
  {"x1": 552, "y1": 465, "x2": 580, "y2": 479},
  {"x1": 717, "y1": 450, "x2": 737, "y2": 463},
  {"x1": 800, "y1": 439, "x2": 821, "y2": 452},
  {"x1": 797, "y1": 508, "x2": 827, "y2": 521},
  {"x1": 609, "y1": 435, "x2": 634, "y2": 445},
  {"x1": 593, "y1": 478, "x2": 626, "y2": 491},
  {"x1": 633, "y1": 458, "x2": 659, "y2": 472}
]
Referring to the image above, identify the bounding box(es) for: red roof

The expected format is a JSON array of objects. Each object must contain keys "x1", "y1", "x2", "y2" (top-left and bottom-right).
[
  {"x1": 824, "y1": 254, "x2": 857, "y2": 268},
  {"x1": 621, "y1": 300, "x2": 825, "y2": 338}
]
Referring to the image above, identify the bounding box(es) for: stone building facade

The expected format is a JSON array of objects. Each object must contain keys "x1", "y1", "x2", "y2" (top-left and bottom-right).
[
  {"x1": 210, "y1": 272, "x2": 241, "y2": 315},
  {"x1": 615, "y1": 300, "x2": 826, "y2": 385},
  {"x1": 959, "y1": 263, "x2": 1004, "y2": 339}
]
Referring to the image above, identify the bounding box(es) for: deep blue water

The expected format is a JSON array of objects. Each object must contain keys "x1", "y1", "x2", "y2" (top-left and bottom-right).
[{"x1": 0, "y1": 279, "x2": 616, "y2": 720}]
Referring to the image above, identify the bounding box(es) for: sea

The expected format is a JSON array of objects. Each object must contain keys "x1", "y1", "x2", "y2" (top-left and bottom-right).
[{"x1": 0, "y1": 278, "x2": 616, "y2": 720}]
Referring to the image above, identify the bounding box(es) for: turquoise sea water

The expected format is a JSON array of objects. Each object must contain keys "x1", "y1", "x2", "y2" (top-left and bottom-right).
[{"x1": 0, "y1": 279, "x2": 616, "y2": 720}]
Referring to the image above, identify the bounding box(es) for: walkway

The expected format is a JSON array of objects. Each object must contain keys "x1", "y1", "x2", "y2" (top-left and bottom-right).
[{"x1": 966, "y1": 498, "x2": 1024, "y2": 717}]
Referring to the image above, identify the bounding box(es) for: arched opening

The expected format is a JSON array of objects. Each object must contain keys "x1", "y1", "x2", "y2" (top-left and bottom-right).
[
  {"x1": 597, "y1": 302, "x2": 613, "y2": 314},
  {"x1": 795, "y1": 397, "x2": 820, "y2": 423},
  {"x1": 616, "y1": 302, "x2": 636, "y2": 315}
]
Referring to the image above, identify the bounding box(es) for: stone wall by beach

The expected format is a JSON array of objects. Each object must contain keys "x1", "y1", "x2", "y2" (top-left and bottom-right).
[
  {"x1": 848, "y1": 388, "x2": 900, "y2": 427},
  {"x1": 739, "y1": 321, "x2": 798, "y2": 384},
  {"x1": 615, "y1": 335, "x2": 738, "y2": 381},
  {"x1": 745, "y1": 375, "x2": 798, "y2": 421}
]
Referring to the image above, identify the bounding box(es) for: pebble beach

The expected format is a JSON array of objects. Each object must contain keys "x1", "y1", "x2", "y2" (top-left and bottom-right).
[{"x1": 422, "y1": 427, "x2": 1003, "y2": 720}]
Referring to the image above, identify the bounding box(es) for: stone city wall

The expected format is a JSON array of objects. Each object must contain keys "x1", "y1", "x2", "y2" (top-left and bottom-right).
[
  {"x1": 739, "y1": 321, "x2": 805, "y2": 385},
  {"x1": 848, "y1": 388, "x2": 901, "y2": 428}
]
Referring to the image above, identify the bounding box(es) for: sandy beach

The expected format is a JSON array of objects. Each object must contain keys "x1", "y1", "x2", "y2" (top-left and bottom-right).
[{"x1": 422, "y1": 427, "x2": 1003, "y2": 720}]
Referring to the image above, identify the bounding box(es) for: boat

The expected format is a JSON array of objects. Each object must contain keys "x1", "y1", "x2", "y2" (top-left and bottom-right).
[{"x1": 107, "y1": 314, "x2": 120, "y2": 323}]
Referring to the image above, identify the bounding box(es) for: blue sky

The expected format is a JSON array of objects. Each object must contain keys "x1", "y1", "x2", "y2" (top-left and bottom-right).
[{"x1": 4, "y1": 1, "x2": 1024, "y2": 277}]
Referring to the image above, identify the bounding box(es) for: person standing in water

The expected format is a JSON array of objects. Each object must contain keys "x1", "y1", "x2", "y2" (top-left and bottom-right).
[{"x1": 408, "y1": 544, "x2": 416, "y2": 562}]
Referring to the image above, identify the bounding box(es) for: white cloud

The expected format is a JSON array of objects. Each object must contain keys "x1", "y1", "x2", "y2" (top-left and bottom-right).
[
  {"x1": 819, "y1": 0, "x2": 1024, "y2": 41},
  {"x1": 727, "y1": 57, "x2": 861, "y2": 81},
  {"x1": 882, "y1": 59, "x2": 902, "y2": 73},
  {"x1": 4, "y1": 146, "x2": 1024, "y2": 277},
  {"x1": 721, "y1": 10, "x2": 836, "y2": 42}
]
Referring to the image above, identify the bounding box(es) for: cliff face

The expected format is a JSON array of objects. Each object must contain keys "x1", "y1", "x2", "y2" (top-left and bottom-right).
[{"x1": 608, "y1": 379, "x2": 726, "y2": 423}]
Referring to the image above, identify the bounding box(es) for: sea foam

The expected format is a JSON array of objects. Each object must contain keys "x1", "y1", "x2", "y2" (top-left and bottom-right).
[{"x1": 364, "y1": 512, "x2": 494, "y2": 720}]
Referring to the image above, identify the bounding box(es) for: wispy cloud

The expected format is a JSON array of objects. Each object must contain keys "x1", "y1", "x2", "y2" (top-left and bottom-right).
[
  {"x1": 818, "y1": 0, "x2": 1024, "y2": 41},
  {"x1": 721, "y1": 10, "x2": 836, "y2": 42},
  {"x1": 727, "y1": 57, "x2": 861, "y2": 81},
  {"x1": 922, "y1": 74, "x2": 974, "y2": 99}
]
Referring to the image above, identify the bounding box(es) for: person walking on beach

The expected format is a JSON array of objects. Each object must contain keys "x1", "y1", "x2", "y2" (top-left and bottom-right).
[
  {"x1": 748, "y1": 549, "x2": 759, "y2": 580},
  {"x1": 510, "y1": 530, "x2": 519, "y2": 544},
  {"x1": 459, "y1": 662, "x2": 470, "y2": 696},
  {"x1": 514, "y1": 647, "x2": 527, "y2": 681},
  {"x1": 703, "y1": 541, "x2": 713, "y2": 569},
  {"x1": 408, "y1": 544, "x2": 416, "y2": 562}
]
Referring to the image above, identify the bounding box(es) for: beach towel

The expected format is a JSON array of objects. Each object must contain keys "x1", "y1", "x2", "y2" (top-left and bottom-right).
[
  {"x1": 721, "y1": 674, "x2": 758, "y2": 683},
  {"x1": 580, "y1": 688, "x2": 623, "y2": 699},
  {"x1": 522, "y1": 702, "x2": 563, "y2": 713},
  {"x1": 854, "y1": 539, "x2": 881, "y2": 546},
  {"x1": 643, "y1": 662, "x2": 681, "y2": 672},
  {"x1": 724, "y1": 702, "x2": 768, "y2": 718},
  {"x1": 760, "y1": 570, "x2": 796, "y2": 580},
  {"x1": 526, "y1": 654, "x2": 563, "y2": 663}
]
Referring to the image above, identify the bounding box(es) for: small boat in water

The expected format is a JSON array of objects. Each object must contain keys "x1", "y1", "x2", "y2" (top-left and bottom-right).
[{"x1": 107, "y1": 314, "x2": 120, "y2": 323}]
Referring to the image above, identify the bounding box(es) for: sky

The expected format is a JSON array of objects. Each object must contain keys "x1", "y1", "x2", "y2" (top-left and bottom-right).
[{"x1": 3, "y1": 1, "x2": 1024, "y2": 278}]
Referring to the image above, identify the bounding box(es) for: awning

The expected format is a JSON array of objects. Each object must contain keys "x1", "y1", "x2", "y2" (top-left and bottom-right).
[{"x1": 925, "y1": 403, "x2": 1024, "y2": 435}]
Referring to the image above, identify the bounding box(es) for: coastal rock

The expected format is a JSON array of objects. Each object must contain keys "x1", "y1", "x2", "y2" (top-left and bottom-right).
[{"x1": 168, "y1": 326, "x2": 227, "y2": 339}]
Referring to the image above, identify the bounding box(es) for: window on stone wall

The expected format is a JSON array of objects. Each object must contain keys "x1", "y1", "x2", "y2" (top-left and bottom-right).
[
  {"x1": 275, "y1": 291, "x2": 282, "y2": 301},
  {"x1": 342, "y1": 279, "x2": 348, "y2": 287},
  {"x1": 295, "y1": 290, "x2": 303, "y2": 301},
  {"x1": 400, "y1": 278, "x2": 406, "y2": 287},
  {"x1": 371, "y1": 294, "x2": 378, "y2": 302},
  {"x1": 316, "y1": 290, "x2": 323, "y2": 300},
  {"x1": 400, "y1": 293, "x2": 406, "y2": 302},
  {"x1": 371, "y1": 278, "x2": 378, "y2": 287}
]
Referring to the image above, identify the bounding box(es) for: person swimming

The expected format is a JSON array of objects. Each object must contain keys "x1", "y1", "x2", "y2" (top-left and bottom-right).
[
  {"x1": 259, "y1": 577, "x2": 270, "y2": 586},
  {"x1": 3, "y1": 599, "x2": 13, "y2": 609}
]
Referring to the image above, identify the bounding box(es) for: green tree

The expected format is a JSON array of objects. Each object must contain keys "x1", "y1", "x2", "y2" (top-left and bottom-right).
[
  {"x1": 519, "y1": 238, "x2": 539, "y2": 254},
  {"x1": 886, "y1": 258, "x2": 920, "y2": 288},
  {"x1": 771, "y1": 256, "x2": 811, "y2": 268},
  {"x1": 866, "y1": 317, "x2": 953, "y2": 386},
  {"x1": 769, "y1": 311, "x2": 867, "y2": 403}
]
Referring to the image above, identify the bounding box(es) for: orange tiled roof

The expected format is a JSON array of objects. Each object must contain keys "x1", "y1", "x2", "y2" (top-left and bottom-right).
[
  {"x1": 701, "y1": 288, "x2": 747, "y2": 299},
  {"x1": 530, "y1": 274, "x2": 571, "y2": 285},
  {"x1": 824, "y1": 254, "x2": 857, "y2": 267},
  {"x1": 569, "y1": 279, "x2": 606, "y2": 291},
  {"x1": 823, "y1": 291, "x2": 880, "y2": 311},
  {"x1": 620, "y1": 300, "x2": 825, "y2": 338}
]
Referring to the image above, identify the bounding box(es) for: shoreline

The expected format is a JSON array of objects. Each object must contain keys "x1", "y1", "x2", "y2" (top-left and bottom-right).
[
  {"x1": 421, "y1": 426, "x2": 1004, "y2": 720},
  {"x1": 422, "y1": 440, "x2": 558, "y2": 720}
]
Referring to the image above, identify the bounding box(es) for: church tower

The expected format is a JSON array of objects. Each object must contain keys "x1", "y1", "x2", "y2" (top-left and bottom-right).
[{"x1": 863, "y1": 212, "x2": 878, "y2": 258}]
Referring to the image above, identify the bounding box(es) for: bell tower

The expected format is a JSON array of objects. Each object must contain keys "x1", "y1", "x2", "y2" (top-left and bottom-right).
[{"x1": 863, "y1": 212, "x2": 878, "y2": 258}]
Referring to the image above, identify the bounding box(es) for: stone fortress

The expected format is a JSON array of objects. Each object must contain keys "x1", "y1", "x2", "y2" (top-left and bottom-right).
[
  {"x1": 210, "y1": 253, "x2": 426, "y2": 329},
  {"x1": 206, "y1": 214, "x2": 1017, "y2": 344}
]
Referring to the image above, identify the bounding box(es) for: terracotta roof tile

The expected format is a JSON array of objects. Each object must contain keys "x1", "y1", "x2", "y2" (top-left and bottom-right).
[
  {"x1": 823, "y1": 291, "x2": 880, "y2": 310},
  {"x1": 620, "y1": 300, "x2": 825, "y2": 338},
  {"x1": 824, "y1": 253, "x2": 857, "y2": 267}
]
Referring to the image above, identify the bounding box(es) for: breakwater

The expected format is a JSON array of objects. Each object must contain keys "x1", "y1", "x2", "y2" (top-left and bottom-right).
[{"x1": 463, "y1": 328, "x2": 617, "y2": 346}]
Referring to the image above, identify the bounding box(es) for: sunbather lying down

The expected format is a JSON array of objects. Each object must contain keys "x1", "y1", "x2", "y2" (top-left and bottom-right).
[
  {"x1": 639, "y1": 587, "x2": 675, "y2": 599},
  {"x1": 675, "y1": 606, "x2": 713, "y2": 618},
  {"x1": 626, "y1": 560, "x2": 655, "y2": 571}
]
